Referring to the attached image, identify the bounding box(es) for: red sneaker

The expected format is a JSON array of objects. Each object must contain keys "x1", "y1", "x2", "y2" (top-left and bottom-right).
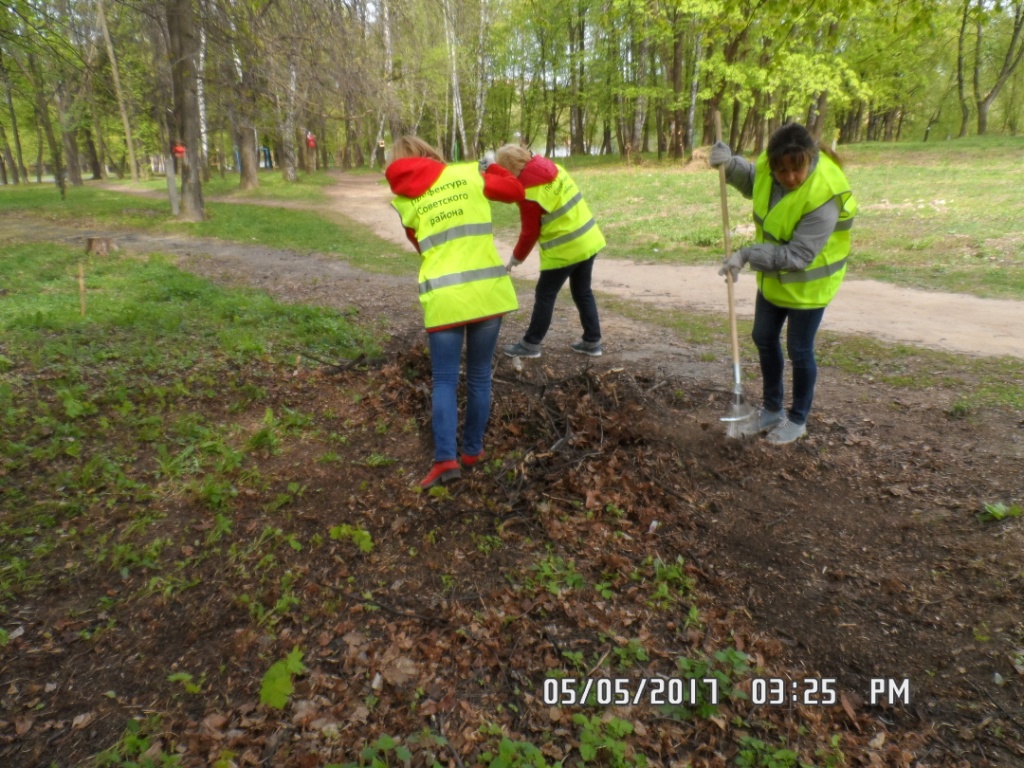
[
  {"x1": 461, "y1": 451, "x2": 485, "y2": 468},
  {"x1": 419, "y1": 460, "x2": 461, "y2": 489}
]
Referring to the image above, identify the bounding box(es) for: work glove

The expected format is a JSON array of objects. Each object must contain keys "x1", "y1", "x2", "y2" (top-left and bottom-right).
[
  {"x1": 506, "y1": 256, "x2": 520, "y2": 273},
  {"x1": 736, "y1": 242, "x2": 778, "y2": 271},
  {"x1": 718, "y1": 250, "x2": 748, "y2": 282},
  {"x1": 709, "y1": 141, "x2": 733, "y2": 168},
  {"x1": 479, "y1": 151, "x2": 496, "y2": 172}
]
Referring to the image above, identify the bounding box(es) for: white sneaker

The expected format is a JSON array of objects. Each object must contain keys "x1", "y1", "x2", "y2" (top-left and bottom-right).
[
  {"x1": 765, "y1": 418, "x2": 807, "y2": 445},
  {"x1": 737, "y1": 409, "x2": 784, "y2": 437}
]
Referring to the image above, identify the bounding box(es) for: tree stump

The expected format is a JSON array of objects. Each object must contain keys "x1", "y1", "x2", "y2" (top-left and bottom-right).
[{"x1": 85, "y1": 237, "x2": 119, "y2": 256}]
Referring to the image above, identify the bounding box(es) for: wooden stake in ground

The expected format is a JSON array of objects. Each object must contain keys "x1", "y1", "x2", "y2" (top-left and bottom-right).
[{"x1": 78, "y1": 262, "x2": 86, "y2": 317}]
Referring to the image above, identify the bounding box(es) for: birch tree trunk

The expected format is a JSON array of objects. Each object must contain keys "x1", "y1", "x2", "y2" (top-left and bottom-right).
[
  {"x1": 957, "y1": 0, "x2": 972, "y2": 137},
  {"x1": 97, "y1": 0, "x2": 138, "y2": 181},
  {"x1": 441, "y1": 0, "x2": 467, "y2": 160},
  {"x1": 471, "y1": 0, "x2": 490, "y2": 156},
  {"x1": 685, "y1": 30, "x2": 702, "y2": 153},
  {"x1": 280, "y1": 59, "x2": 298, "y2": 182}
]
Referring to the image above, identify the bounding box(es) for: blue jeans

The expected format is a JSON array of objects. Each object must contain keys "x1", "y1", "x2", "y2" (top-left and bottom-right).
[
  {"x1": 751, "y1": 291, "x2": 826, "y2": 426},
  {"x1": 523, "y1": 255, "x2": 601, "y2": 345},
  {"x1": 427, "y1": 316, "x2": 502, "y2": 462}
]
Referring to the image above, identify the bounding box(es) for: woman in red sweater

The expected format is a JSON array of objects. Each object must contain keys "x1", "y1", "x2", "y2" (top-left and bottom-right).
[
  {"x1": 494, "y1": 144, "x2": 606, "y2": 359},
  {"x1": 385, "y1": 136, "x2": 524, "y2": 488}
]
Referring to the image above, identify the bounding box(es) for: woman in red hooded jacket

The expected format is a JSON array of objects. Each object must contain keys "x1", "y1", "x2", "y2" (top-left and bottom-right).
[
  {"x1": 494, "y1": 144, "x2": 606, "y2": 359},
  {"x1": 385, "y1": 136, "x2": 524, "y2": 489}
]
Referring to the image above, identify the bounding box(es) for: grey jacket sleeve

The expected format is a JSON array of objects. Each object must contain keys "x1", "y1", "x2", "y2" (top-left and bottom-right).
[
  {"x1": 743, "y1": 198, "x2": 842, "y2": 272},
  {"x1": 723, "y1": 156, "x2": 756, "y2": 198}
]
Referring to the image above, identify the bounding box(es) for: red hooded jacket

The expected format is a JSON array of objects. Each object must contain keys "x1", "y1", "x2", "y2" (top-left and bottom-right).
[
  {"x1": 509, "y1": 154, "x2": 560, "y2": 262},
  {"x1": 385, "y1": 158, "x2": 524, "y2": 252}
]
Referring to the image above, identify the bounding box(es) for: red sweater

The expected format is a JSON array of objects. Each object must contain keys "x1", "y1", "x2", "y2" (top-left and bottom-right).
[
  {"x1": 510, "y1": 155, "x2": 560, "y2": 261},
  {"x1": 385, "y1": 158, "x2": 524, "y2": 252}
]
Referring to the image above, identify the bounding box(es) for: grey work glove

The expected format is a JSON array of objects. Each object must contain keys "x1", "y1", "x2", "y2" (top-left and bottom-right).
[
  {"x1": 718, "y1": 250, "x2": 748, "y2": 282},
  {"x1": 736, "y1": 242, "x2": 778, "y2": 271},
  {"x1": 709, "y1": 141, "x2": 733, "y2": 168},
  {"x1": 479, "y1": 150, "x2": 496, "y2": 172},
  {"x1": 506, "y1": 256, "x2": 519, "y2": 273}
]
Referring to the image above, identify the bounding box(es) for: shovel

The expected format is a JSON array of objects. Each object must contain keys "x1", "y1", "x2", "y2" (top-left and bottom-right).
[{"x1": 713, "y1": 111, "x2": 756, "y2": 437}]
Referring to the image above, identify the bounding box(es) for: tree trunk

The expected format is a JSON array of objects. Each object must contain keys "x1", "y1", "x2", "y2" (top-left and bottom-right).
[
  {"x1": 441, "y1": 0, "x2": 467, "y2": 161},
  {"x1": 83, "y1": 129, "x2": 103, "y2": 179},
  {"x1": 97, "y1": 0, "x2": 138, "y2": 181},
  {"x1": 280, "y1": 60, "x2": 298, "y2": 182},
  {"x1": 24, "y1": 54, "x2": 66, "y2": 197},
  {"x1": 471, "y1": 0, "x2": 491, "y2": 156},
  {"x1": 166, "y1": 0, "x2": 204, "y2": 220},
  {"x1": 685, "y1": 30, "x2": 702, "y2": 153},
  {"x1": 669, "y1": 15, "x2": 685, "y2": 160},
  {"x1": 568, "y1": 5, "x2": 586, "y2": 156},
  {"x1": 0, "y1": 52, "x2": 26, "y2": 182},
  {"x1": 957, "y1": 0, "x2": 972, "y2": 137},
  {"x1": 0, "y1": 123, "x2": 17, "y2": 184}
]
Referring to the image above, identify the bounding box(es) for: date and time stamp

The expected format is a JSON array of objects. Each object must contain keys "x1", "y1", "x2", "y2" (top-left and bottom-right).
[{"x1": 541, "y1": 676, "x2": 911, "y2": 708}]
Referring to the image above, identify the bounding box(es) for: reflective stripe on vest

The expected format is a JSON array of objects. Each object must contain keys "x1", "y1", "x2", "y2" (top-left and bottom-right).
[
  {"x1": 540, "y1": 217, "x2": 598, "y2": 252},
  {"x1": 419, "y1": 265, "x2": 507, "y2": 295},
  {"x1": 752, "y1": 153, "x2": 856, "y2": 309},
  {"x1": 763, "y1": 256, "x2": 849, "y2": 284},
  {"x1": 541, "y1": 191, "x2": 583, "y2": 225},
  {"x1": 391, "y1": 163, "x2": 518, "y2": 329},
  {"x1": 418, "y1": 222, "x2": 494, "y2": 253},
  {"x1": 525, "y1": 165, "x2": 606, "y2": 269}
]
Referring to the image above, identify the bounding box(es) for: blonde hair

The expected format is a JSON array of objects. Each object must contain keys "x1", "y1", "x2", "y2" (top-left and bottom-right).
[
  {"x1": 495, "y1": 144, "x2": 532, "y2": 177},
  {"x1": 391, "y1": 135, "x2": 443, "y2": 162}
]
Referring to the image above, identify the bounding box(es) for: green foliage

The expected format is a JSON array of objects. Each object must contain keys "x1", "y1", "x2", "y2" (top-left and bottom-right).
[
  {"x1": 528, "y1": 554, "x2": 585, "y2": 595},
  {"x1": 334, "y1": 730, "x2": 447, "y2": 768},
  {"x1": 167, "y1": 671, "x2": 203, "y2": 694},
  {"x1": 259, "y1": 647, "x2": 306, "y2": 709},
  {"x1": 94, "y1": 716, "x2": 181, "y2": 767},
  {"x1": 571, "y1": 714, "x2": 647, "y2": 768},
  {"x1": 977, "y1": 502, "x2": 1023, "y2": 522},
  {"x1": 480, "y1": 736, "x2": 562, "y2": 768},
  {"x1": 734, "y1": 736, "x2": 807, "y2": 768},
  {"x1": 613, "y1": 638, "x2": 650, "y2": 669},
  {"x1": 329, "y1": 524, "x2": 375, "y2": 553}
]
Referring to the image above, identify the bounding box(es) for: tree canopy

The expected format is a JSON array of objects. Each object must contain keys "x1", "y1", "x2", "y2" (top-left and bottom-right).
[{"x1": 1, "y1": 0, "x2": 1022, "y2": 210}]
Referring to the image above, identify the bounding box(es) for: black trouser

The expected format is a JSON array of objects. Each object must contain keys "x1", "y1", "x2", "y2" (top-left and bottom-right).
[{"x1": 523, "y1": 254, "x2": 601, "y2": 345}]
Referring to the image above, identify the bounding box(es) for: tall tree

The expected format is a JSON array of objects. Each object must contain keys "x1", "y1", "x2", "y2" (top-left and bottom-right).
[
  {"x1": 98, "y1": 0, "x2": 138, "y2": 180},
  {"x1": 165, "y1": 0, "x2": 204, "y2": 219}
]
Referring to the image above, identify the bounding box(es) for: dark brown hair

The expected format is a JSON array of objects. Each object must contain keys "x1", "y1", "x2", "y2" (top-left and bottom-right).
[{"x1": 766, "y1": 123, "x2": 842, "y2": 171}]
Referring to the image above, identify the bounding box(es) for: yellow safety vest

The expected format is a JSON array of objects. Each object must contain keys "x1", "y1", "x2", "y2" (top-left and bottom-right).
[
  {"x1": 753, "y1": 153, "x2": 857, "y2": 309},
  {"x1": 392, "y1": 164, "x2": 518, "y2": 330},
  {"x1": 525, "y1": 165, "x2": 606, "y2": 270}
]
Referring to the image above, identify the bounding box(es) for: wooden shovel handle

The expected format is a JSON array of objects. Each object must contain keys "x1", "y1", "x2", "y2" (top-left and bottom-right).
[{"x1": 714, "y1": 110, "x2": 742, "y2": 373}]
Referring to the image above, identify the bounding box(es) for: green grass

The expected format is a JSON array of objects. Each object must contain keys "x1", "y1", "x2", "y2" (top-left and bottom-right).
[
  {"x1": 102, "y1": 167, "x2": 336, "y2": 203},
  {"x1": 0, "y1": 182, "x2": 415, "y2": 276},
  {"x1": 0, "y1": 240, "x2": 380, "y2": 605}
]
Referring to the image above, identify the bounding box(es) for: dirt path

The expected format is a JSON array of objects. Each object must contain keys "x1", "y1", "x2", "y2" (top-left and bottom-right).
[{"x1": 326, "y1": 171, "x2": 1024, "y2": 359}]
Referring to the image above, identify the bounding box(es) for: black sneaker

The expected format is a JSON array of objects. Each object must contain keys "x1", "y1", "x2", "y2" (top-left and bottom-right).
[{"x1": 571, "y1": 340, "x2": 603, "y2": 357}]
